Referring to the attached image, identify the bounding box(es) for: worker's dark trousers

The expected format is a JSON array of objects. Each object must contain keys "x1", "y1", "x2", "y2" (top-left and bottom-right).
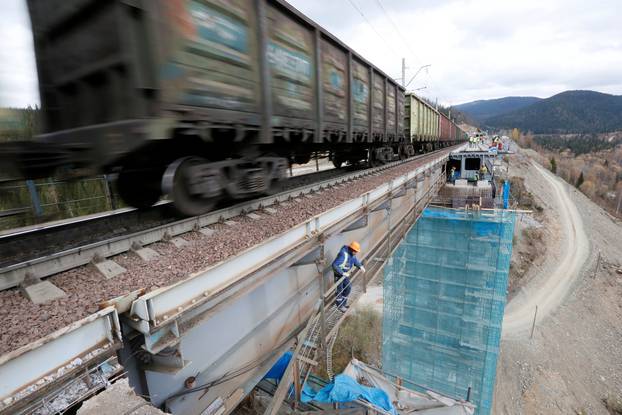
[{"x1": 334, "y1": 271, "x2": 351, "y2": 308}]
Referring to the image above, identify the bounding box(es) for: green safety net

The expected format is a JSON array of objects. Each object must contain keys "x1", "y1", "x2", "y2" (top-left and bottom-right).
[{"x1": 382, "y1": 206, "x2": 516, "y2": 415}]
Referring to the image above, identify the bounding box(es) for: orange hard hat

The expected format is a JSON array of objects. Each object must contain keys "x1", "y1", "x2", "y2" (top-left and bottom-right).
[{"x1": 349, "y1": 241, "x2": 361, "y2": 253}]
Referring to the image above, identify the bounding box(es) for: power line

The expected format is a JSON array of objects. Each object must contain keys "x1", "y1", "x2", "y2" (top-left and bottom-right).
[
  {"x1": 373, "y1": 0, "x2": 422, "y2": 65},
  {"x1": 344, "y1": 0, "x2": 401, "y2": 59}
]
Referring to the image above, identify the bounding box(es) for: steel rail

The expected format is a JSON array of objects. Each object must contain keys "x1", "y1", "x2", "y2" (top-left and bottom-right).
[
  {"x1": 0, "y1": 147, "x2": 455, "y2": 290},
  {"x1": 0, "y1": 164, "x2": 346, "y2": 242},
  {"x1": 0, "y1": 165, "x2": 377, "y2": 269}
]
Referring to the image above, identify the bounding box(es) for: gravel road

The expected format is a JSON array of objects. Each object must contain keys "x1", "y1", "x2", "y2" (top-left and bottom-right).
[
  {"x1": 494, "y1": 148, "x2": 622, "y2": 414},
  {"x1": 502, "y1": 160, "x2": 590, "y2": 337}
]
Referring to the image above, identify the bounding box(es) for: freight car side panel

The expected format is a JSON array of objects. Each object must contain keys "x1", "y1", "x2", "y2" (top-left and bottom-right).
[
  {"x1": 396, "y1": 90, "x2": 405, "y2": 138},
  {"x1": 432, "y1": 110, "x2": 440, "y2": 141},
  {"x1": 428, "y1": 106, "x2": 435, "y2": 140},
  {"x1": 386, "y1": 84, "x2": 396, "y2": 136},
  {"x1": 351, "y1": 59, "x2": 370, "y2": 132},
  {"x1": 161, "y1": 0, "x2": 260, "y2": 115},
  {"x1": 422, "y1": 101, "x2": 428, "y2": 139},
  {"x1": 266, "y1": 5, "x2": 315, "y2": 125},
  {"x1": 320, "y1": 38, "x2": 347, "y2": 127},
  {"x1": 372, "y1": 73, "x2": 385, "y2": 134},
  {"x1": 412, "y1": 99, "x2": 421, "y2": 141},
  {"x1": 404, "y1": 97, "x2": 412, "y2": 140},
  {"x1": 423, "y1": 103, "x2": 428, "y2": 138},
  {"x1": 427, "y1": 104, "x2": 433, "y2": 139},
  {"x1": 28, "y1": 1, "x2": 136, "y2": 131},
  {"x1": 439, "y1": 113, "x2": 451, "y2": 141}
]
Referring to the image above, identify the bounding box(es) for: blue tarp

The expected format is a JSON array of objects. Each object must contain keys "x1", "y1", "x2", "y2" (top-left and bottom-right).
[
  {"x1": 263, "y1": 351, "x2": 293, "y2": 381},
  {"x1": 502, "y1": 180, "x2": 510, "y2": 209},
  {"x1": 301, "y1": 374, "x2": 397, "y2": 415}
]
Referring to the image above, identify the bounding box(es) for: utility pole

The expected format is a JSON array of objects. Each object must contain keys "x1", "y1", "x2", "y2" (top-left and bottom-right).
[{"x1": 401, "y1": 58, "x2": 406, "y2": 87}]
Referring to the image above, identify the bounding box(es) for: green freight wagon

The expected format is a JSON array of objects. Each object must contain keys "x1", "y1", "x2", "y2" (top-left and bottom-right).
[{"x1": 404, "y1": 92, "x2": 440, "y2": 152}]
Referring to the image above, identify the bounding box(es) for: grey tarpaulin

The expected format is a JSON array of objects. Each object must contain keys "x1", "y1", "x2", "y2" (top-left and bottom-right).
[{"x1": 342, "y1": 359, "x2": 475, "y2": 415}]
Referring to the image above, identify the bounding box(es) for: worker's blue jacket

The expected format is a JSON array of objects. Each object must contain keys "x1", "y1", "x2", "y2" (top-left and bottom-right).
[{"x1": 332, "y1": 245, "x2": 362, "y2": 276}]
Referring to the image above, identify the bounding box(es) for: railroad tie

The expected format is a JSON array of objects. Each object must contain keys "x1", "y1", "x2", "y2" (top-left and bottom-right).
[
  {"x1": 22, "y1": 280, "x2": 66, "y2": 304},
  {"x1": 132, "y1": 247, "x2": 160, "y2": 262},
  {"x1": 93, "y1": 259, "x2": 127, "y2": 280},
  {"x1": 199, "y1": 227, "x2": 215, "y2": 237},
  {"x1": 169, "y1": 237, "x2": 189, "y2": 248}
]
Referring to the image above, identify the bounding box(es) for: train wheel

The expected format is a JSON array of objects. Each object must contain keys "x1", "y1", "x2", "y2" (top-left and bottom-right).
[
  {"x1": 332, "y1": 158, "x2": 343, "y2": 169},
  {"x1": 162, "y1": 157, "x2": 219, "y2": 217},
  {"x1": 117, "y1": 168, "x2": 161, "y2": 209},
  {"x1": 398, "y1": 145, "x2": 407, "y2": 160},
  {"x1": 261, "y1": 153, "x2": 289, "y2": 196},
  {"x1": 369, "y1": 156, "x2": 382, "y2": 168}
]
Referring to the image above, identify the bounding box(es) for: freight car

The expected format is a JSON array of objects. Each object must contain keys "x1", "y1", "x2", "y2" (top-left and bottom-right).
[
  {"x1": 404, "y1": 93, "x2": 441, "y2": 152},
  {"x1": 1, "y1": 0, "x2": 415, "y2": 216}
]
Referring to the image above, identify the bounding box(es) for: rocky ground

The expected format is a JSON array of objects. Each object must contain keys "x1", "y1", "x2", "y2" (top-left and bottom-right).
[{"x1": 493, "y1": 147, "x2": 622, "y2": 414}]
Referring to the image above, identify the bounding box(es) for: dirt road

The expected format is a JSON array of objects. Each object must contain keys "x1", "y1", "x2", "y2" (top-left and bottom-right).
[{"x1": 502, "y1": 161, "x2": 590, "y2": 337}]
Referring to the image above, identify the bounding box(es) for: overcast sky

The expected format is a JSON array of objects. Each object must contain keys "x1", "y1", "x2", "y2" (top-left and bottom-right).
[{"x1": 1, "y1": 0, "x2": 620, "y2": 107}]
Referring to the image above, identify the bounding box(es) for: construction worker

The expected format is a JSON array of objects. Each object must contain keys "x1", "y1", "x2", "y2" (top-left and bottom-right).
[
  {"x1": 332, "y1": 241, "x2": 366, "y2": 312},
  {"x1": 450, "y1": 166, "x2": 457, "y2": 183},
  {"x1": 479, "y1": 164, "x2": 488, "y2": 177}
]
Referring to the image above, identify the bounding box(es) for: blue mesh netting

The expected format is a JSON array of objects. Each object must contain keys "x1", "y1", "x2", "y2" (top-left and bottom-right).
[{"x1": 382, "y1": 207, "x2": 516, "y2": 415}]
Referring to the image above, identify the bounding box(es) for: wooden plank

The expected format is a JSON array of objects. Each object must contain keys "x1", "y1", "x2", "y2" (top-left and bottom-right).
[{"x1": 296, "y1": 355, "x2": 318, "y2": 367}]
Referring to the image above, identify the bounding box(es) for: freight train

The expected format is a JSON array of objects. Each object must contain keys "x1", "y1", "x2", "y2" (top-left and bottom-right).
[{"x1": 4, "y1": 0, "x2": 466, "y2": 216}]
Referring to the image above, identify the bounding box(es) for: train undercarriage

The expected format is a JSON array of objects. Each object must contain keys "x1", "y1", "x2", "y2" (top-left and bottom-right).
[
  {"x1": 114, "y1": 141, "x2": 416, "y2": 216},
  {"x1": 1, "y1": 135, "x2": 457, "y2": 216},
  {"x1": 1, "y1": 134, "x2": 460, "y2": 217}
]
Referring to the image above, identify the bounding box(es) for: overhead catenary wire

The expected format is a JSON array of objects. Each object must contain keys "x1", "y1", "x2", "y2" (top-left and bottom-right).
[
  {"x1": 373, "y1": 0, "x2": 436, "y2": 95},
  {"x1": 373, "y1": 0, "x2": 422, "y2": 65},
  {"x1": 344, "y1": 0, "x2": 402, "y2": 60}
]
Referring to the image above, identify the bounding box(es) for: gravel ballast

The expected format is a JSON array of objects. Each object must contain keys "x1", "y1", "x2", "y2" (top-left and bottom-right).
[{"x1": 0, "y1": 151, "x2": 445, "y2": 355}]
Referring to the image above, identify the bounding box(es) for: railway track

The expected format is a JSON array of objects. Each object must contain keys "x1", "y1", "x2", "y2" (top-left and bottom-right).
[
  {"x1": 0, "y1": 164, "x2": 353, "y2": 269},
  {"x1": 0, "y1": 150, "x2": 445, "y2": 291}
]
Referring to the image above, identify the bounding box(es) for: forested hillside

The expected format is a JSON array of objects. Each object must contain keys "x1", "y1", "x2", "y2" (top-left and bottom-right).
[
  {"x1": 454, "y1": 96, "x2": 541, "y2": 122},
  {"x1": 486, "y1": 91, "x2": 622, "y2": 133}
]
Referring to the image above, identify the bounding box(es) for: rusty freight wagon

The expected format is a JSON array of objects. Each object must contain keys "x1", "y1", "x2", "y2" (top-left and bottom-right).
[
  {"x1": 439, "y1": 111, "x2": 452, "y2": 142},
  {"x1": 11, "y1": 0, "x2": 411, "y2": 215}
]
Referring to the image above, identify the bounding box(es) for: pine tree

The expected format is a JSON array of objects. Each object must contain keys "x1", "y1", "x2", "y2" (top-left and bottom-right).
[{"x1": 550, "y1": 157, "x2": 557, "y2": 174}]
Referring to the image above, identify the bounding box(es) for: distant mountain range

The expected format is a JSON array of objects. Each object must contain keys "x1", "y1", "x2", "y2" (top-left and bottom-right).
[
  {"x1": 453, "y1": 90, "x2": 622, "y2": 134},
  {"x1": 454, "y1": 96, "x2": 541, "y2": 121}
]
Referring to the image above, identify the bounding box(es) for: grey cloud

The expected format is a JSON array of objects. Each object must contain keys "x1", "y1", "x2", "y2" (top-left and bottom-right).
[{"x1": 0, "y1": 0, "x2": 620, "y2": 108}]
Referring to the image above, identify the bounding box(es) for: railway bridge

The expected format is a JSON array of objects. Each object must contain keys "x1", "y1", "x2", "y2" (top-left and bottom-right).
[{"x1": 0, "y1": 146, "x2": 462, "y2": 415}]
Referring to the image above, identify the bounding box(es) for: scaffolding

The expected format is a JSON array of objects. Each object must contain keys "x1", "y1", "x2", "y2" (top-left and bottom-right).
[{"x1": 382, "y1": 207, "x2": 516, "y2": 415}]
